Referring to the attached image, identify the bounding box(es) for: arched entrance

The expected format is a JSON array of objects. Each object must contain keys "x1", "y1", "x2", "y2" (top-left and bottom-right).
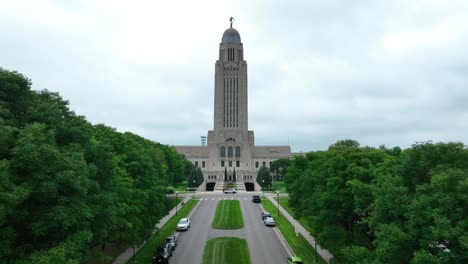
[
  {"x1": 244, "y1": 182, "x2": 255, "y2": 191},
  {"x1": 206, "y1": 182, "x2": 216, "y2": 191}
]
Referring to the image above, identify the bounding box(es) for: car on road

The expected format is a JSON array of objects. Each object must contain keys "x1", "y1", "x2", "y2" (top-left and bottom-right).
[
  {"x1": 264, "y1": 216, "x2": 276, "y2": 226},
  {"x1": 165, "y1": 235, "x2": 177, "y2": 249},
  {"x1": 224, "y1": 188, "x2": 237, "y2": 194},
  {"x1": 152, "y1": 244, "x2": 173, "y2": 264},
  {"x1": 261, "y1": 212, "x2": 271, "y2": 220},
  {"x1": 177, "y1": 218, "x2": 190, "y2": 231},
  {"x1": 252, "y1": 195, "x2": 261, "y2": 203},
  {"x1": 287, "y1": 256, "x2": 303, "y2": 264}
]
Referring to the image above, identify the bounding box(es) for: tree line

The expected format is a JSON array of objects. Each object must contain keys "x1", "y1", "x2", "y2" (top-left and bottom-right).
[
  {"x1": 284, "y1": 139, "x2": 468, "y2": 263},
  {"x1": 0, "y1": 68, "x2": 201, "y2": 263}
]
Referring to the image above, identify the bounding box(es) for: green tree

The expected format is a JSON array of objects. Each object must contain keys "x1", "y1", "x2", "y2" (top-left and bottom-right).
[
  {"x1": 270, "y1": 158, "x2": 291, "y2": 180},
  {"x1": 256, "y1": 166, "x2": 271, "y2": 188}
]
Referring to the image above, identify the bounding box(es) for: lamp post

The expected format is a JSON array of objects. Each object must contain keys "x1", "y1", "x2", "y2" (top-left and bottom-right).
[
  {"x1": 276, "y1": 191, "x2": 280, "y2": 216},
  {"x1": 193, "y1": 180, "x2": 196, "y2": 196},
  {"x1": 175, "y1": 191, "x2": 179, "y2": 216},
  {"x1": 262, "y1": 180, "x2": 265, "y2": 198}
]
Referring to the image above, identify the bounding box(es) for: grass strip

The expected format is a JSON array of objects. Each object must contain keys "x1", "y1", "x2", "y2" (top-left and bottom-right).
[
  {"x1": 212, "y1": 200, "x2": 244, "y2": 229},
  {"x1": 126, "y1": 198, "x2": 199, "y2": 264},
  {"x1": 263, "y1": 198, "x2": 327, "y2": 264},
  {"x1": 276, "y1": 197, "x2": 315, "y2": 233},
  {"x1": 202, "y1": 237, "x2": 250, "y2": 264}
]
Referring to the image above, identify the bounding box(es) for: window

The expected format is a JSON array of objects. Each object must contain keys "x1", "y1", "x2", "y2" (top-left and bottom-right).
[
  {"x1": 229, "y1": 161, "x2": 232, "y2": 167},
  {"x1": 220, "y1": 146, "x2": 226, "y2": 157},
  {"x1": 236, "y1": 161, "x2": 240, "y2": 167},
  {"x1": 202, "y1": 161, "x2": 205, "y2": 168},
  {"x1": 256, "y1": 162, "x2": 259, "y2": 168},
  {"x1": 228, "y1": 146, "x2": 233, "y2": 157},
  {"x1": 221, "y1": 161, "x2": 225, "y2": 167},
  {"x1": 269, "y1": 162, "x2": 272, "y2": 167},
  {"x1": 195, "y1": 161, "x2": 198, "y2": 167},
  {"x1": 235, "y1": 146, "x2": 241, "y2": 157},
  {"x1": 263, "y1": 161, "x2": 266, "y2": 167}
]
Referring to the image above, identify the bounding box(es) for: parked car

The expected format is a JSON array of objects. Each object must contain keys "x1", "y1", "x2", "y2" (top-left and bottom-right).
[
  {"x1": 224, "y1": 188, "x2": 237, "y2": 194},
  {"x1": 177, "y1": 218, "x2": 190, "y2": 231},
  {"x1": 287, "y1": 256, "x2": 303, "y2": 264},
  {"x1": 261, "y1": 212, "x2": 271, "y2": 220},
  {"x1": 252, "y1": 195, "x2": 261, "y2": 203},
  {"x1": 165, "y1": 235, "x2": 177, "y2": 249},
  {"x1": 264, "y1": 216, "x2": 276, "y2": 226},
  {"x1": 152, "y1": 244, "x2": 173, "y2": 264}
]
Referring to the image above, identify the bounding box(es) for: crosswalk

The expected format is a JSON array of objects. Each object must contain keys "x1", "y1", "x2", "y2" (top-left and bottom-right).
[{"x1": 199, "y1": 197, "x2": 249, "y2": 201}]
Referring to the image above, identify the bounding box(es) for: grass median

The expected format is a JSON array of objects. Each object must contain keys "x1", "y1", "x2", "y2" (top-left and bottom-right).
[
  {"x1": 126, "y1": 198, "x2": 199, "y2": 264},
  {"x1": 263, "y1": 198, "x2": 327, "y2": 264},
  {"x1": 202, "y1": 237, "x2": 250, "y2": 264},
  {"x1": 212, "y1": 200, "x2": 244, "y2": 229}
]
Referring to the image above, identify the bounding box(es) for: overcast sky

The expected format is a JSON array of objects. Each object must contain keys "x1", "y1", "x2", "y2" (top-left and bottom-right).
[{"x1": 1, "y1": 0, "x2": 467, "y2": 151}]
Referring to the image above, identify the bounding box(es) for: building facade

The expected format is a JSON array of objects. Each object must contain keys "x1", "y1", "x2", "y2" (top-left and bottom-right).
[{"x1": 175, "y1": 24, "x2": 294, "y2": 191}]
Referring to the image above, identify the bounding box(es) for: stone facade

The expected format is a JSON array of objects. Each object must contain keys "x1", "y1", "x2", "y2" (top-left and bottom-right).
[{"x1": 175, "y1": 25, "x2": 294, "y2": 190}]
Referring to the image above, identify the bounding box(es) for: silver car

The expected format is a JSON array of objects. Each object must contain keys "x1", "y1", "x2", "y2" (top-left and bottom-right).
[
  {"x1": 264, "y1": 216, "x2": 276, "y2": 226},
  {"x1": 177, "y1": 218, "x2": 190, "y2": 231}
]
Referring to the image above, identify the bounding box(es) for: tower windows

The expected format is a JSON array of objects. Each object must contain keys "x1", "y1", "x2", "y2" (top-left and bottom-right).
[
  {"x1": 221, "y1": 161, "x2": 225, "y2": 167},
  {"x1": 228, "y1": 146, "x2": 233, "y2": 157},
  {"x1": 202, "y1": 161, "x2": 206, "y2": 168},
  {"x1": 229, "y1": 161, "x2": 232, "y2": 167},
  {"x1": 220, "y1": 146, "x2": 226, "y2": 157},
  {"x1": 236, "y1": 161, "x2": 240, "y2": 167},
  {"x1": 195, "y1": 161, "x2": 198, "y2": 167},
  {"x1": 235, "y1": 146, "x2": 241, "y2": 157},
  {"x1": 256, "y1": 162, "x2": 259, "y2": 168},
  {"x1": 228, "y1": 48, "x2": 235, "y2": 61}
]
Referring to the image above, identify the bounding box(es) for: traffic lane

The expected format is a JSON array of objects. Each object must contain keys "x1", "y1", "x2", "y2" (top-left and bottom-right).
[
  {"x1": 241, "y1": 197, "x2": 289, "y2": 264},
  {"x1": 170, "y1": 198, "x2": 218, "y2": 264}
]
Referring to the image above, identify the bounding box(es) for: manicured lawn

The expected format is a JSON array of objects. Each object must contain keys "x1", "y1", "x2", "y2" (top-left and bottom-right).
[
  {"x1": 212, "y1": 200, "x2": 244, "y2": 229},
  {"x1": 202, "y1": 237, "x2": 250, "y2": 264},
  {"x1": 263, "y1": 198, "x2": 327, "y2": 264},
  {"x1": 126, "y1": 198, "x2": 199, "y2": 264}
]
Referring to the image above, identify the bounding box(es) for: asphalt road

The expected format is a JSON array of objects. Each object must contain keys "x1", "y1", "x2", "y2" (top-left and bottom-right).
[{"x1": 169, "y1": 192, "x2": 289, "y2": 264}]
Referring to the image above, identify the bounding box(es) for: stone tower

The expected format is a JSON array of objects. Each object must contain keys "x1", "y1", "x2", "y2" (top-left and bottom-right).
[{"x1": 175, "y1": 21, "x2": 294, "y2": 191}]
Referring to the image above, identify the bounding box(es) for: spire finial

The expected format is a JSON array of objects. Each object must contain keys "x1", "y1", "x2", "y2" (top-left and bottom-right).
[{"x1": 229, "y1": 17, "x2": 234, "y2": 28}]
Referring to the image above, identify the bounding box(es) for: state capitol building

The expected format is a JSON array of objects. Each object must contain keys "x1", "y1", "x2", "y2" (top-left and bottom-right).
[{"x1": 175, "y1": 21, "x2": 301, "y2": 191}]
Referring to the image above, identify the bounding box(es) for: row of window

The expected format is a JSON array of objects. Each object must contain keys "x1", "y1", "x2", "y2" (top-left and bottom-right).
[
  {"x1": 223, "y1": 77, "x2": 239, "y2": 128},
  {"x1": 255, "y1": 161, "x2": 272, "y2": 168},
  {"x1": 220, "y1": 49, "x2": 243, "y2": 62},
  {"x1": 221, "y1": 160, "x2": 240, "y2": 168},
  {"x1": 194, "y1": 161, "x2": 205, "y2": 168},
  {"x1": 220, "y1": 146, "x2": 241, "y2": 158},
  {"x1": 193, "y1": 160, "x2": 273, "y2": 169}
]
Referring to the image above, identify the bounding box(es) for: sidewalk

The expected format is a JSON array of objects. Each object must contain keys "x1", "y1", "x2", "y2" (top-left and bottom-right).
[
  {"x1": 267, "y1": 196, "x2": 334, "y2": 263},
  {"x1": 113, "y1": 196, "x2": 192, "y2": 264}
]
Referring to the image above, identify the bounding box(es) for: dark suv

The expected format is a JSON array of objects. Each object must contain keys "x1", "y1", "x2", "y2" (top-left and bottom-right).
[
  {"x1": 252, "y1": 195, "x2": 261, "y2": 203},
  {"x1": 152, "y1": 244, "x2": 173, "y2": 264}
]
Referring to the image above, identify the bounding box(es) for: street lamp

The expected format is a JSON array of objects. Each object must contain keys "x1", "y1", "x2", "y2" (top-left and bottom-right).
[
  {"x1": 193, "y1": 181, "x2": 196, "y2": 196},
  {"x1": 175, "y1": 191, "x2": 179, "y2": 216},
  {"x1": 262, "y1": 180, "x2": 265, "y2": 198},
  {"x1": 276, "y1": 191, "x2": 280, "y2": 216}
]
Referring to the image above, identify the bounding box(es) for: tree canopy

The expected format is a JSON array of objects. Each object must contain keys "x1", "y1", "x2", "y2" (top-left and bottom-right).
[
  {"x1": 0, "y1": 68, "x2": 199, "y2": 263},
  {"x1": 284, "y1": 140, "x2": 468, "y2": 263}
]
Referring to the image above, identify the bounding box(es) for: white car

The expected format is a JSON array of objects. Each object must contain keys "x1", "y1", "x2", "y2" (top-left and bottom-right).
[
  {"x1": 224, "y1": 188, "x2": 237, "y2": 194},
  {"x1": 177, "y1": 218, "x2": 190, "y2": 231},
  {"x1": 264, "y1": 216, "x2": 276, "y2": 226}
]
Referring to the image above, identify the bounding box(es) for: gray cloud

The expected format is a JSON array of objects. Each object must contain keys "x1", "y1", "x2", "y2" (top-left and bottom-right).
[{"x1": 1, "y1": 0, "x2": 467, "y2": 151}]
